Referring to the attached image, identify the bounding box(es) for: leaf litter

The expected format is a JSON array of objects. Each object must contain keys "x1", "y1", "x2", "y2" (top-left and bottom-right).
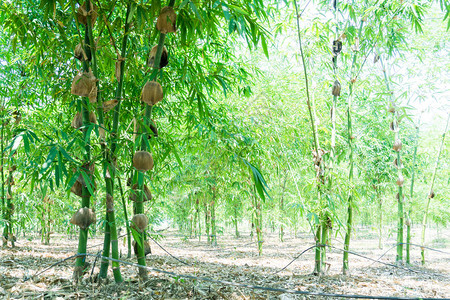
[{"x1": 0, "y1": 228, "x2": 448, "y2": 299}]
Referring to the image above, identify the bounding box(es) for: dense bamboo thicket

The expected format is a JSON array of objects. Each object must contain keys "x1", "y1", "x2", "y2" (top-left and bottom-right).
[{"x1": 0, "y1": 0, "x2": 448, "y2": 287}]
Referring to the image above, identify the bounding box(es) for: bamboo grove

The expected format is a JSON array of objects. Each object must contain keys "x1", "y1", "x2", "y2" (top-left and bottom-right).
[{"x1": 0, "y1": 0, "x2": 449, "y2": 283}]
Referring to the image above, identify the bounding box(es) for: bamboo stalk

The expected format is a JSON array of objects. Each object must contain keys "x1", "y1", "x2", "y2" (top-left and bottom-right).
[
  {"x1": 343, "y1": 17, "x2": 364, "y2": 274},
  {"x1": 0, "y1": 108, "x2": 5, "y2": 246},
  {"x1": 293, "y1": 0, "x2": 326, "y2": 275},
  {"x1": 421, "y1": 113, "x2": 449, "y2": 264},
  {"x1": 73, "y1": 1, "x2": 94, "y2": 280},
  {"x1": 379, "y1": 56, "x2": 404, "y2": 262},
  {"x1": 211, "y1": 186, "x2": 217, "y2": 246},
  {"x1": 96, "y1": 2, "x2": 133, "y2": 282},
  {"x1": 117, "y1": 177, "x2": 132, "y2": 258},
  {"x1": 406, "y1": 122, "x2": 420, "y2": 264}
]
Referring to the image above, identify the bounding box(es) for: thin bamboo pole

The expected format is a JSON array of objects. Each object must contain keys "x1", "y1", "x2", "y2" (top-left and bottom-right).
[
  {"x1": 379, "y1": 56, "x2": 404, "y2": 262},
  {"x1": 421, "y1": 113, "x2": 449, "y2": 264},
  {"x1": 293, "y1": 0, "x2": 325, "y2": 275}
]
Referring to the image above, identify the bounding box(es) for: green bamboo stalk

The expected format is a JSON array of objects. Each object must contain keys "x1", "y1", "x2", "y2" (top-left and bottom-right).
[
  {"x1": 98, "y1": 212, "x2": 110, "y2": 278},
  {"x1": 205, "y1": 198, "x2": 210, "y2": 244},
  {"x1": 134, "y1": 171, "x2": 148, "y2": 280},
  {"x1": 234, "y1": 205, "x2": 239, "y2": 238},
  {"x1": 279, "y1": 173, "x2": 287, "y2": 242},
  {"x1": 421, "y1": 113, "x2": 449, "y2": 265},
  {"x1": 406, "y1": 122, "x2": 420, "y2": 264},
  {"x1": 343, "y1": 17, "x2": 364, "y2": 274},
  {"x1": 4, "y1": 168, "x2": 14, "y2": 247},
  {"x1": 377, "y1": 188, "x2": 383, "y2": 249},
  {"x1": 131, "y1": 0, "x2": 176, "y2": 279},
  {"x1": 1, "y1": 102, "x2": 8, "y2": 246},
  {"x1": 73, "y1": 1, "x2": 94, "y2": 280},
  {"x1": 97, "y1": 3, "x2": 133, "y2": 282},
  {"x1": 196, "y1": 197, "x2": 201, "y2": 241},
  {"x1": 293, "y1": 0, "x2": 325, "y2": 275},
  {"x1": 193, "y1": 195, "x2": 198, "y2": 238},
  {"x1": 252, "y1": 185, "x2": 263, "y2": 255},
  {"x1": 86, "y1": 8, "x2": 125, "y2": 280},
  {"x1": 210, "y1": 187, "x2": 217, "y2": 246},
  {"x1": 117, "y1": 176, "x2": 131, "y2": 258},
  {"x1": 329, "y1": 0, "x2": 339, "y2": 177},
  {"x1": 379, "y1": 56, "x2": 404, "y2": 262}
]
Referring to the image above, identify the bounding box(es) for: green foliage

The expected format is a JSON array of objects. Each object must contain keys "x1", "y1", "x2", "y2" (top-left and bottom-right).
[{"x1": 0, "y1": 0, "x2": 447, "y2": 264}]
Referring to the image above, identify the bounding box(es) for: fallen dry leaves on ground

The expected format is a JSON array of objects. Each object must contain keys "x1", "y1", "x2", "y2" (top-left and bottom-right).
[{"x1": 0, "y1": 228, "x2": 449, "y2": 299}]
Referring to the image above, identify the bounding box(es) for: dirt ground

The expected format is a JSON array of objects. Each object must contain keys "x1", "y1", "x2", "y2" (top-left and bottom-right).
[{"x1": 0, "y1": 226, "x2": 449, "y2": 299}]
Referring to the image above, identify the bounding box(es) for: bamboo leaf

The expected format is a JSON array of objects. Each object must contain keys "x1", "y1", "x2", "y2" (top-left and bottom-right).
[
  {"x1": 243, "y1": 159, "x2": 270, "y2": 202},
  {"x1": 172, "y1": 144, "x2": 183, "y2": 168},
  {"x1": 41, "y1": 146, "x2": 57, "y2": 174}
]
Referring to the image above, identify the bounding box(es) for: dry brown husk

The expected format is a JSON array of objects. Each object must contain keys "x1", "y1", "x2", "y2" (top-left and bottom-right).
[
  {"x1": 71, "y1": 163, "x2": 96, "y2": 197},
  {"x1": 393, "y1": 158, "x2": 403, "y2": 169},
  {"x1": 393, "y1": 139, "x2": 402, "y2": 151},
  {"x1": 7, "y1": 233, "x2": 16, "y2": 242},
  {"x1": 388, "y1": 105, "x2": 396, "y2": 113},
  {"x1": 332, "y1": 40, "x2": 342, "y2": 55},
  {"x1": 148, "y1": 45, "x2": 169, "y2": 69},
  {"x1": 88, "y1": 86, "x2": 97, "y2": 103},
  {"x1": 129, "y1": 184, "x2": 152, "y2": 202},
  {"x1": 71, "y1": 113, "x2": 83, "y2": 129},
  {"x1": 141, "y1": 81, "x2": 163, "y2": 106},
  {"x1": 76, "y1": 162, "x2": 96, "y2": 186},
  {"x1": 70, "y1": 207, "x2": 96, "y2": 229},
  {"x1": 133, "y1": 240, "x2": 151, "y2": 256},
  {"x1": 133, "y1": 151, "x2": 154, "y2": 171},
  {"x1": 71, "y1": 71, "x2": 97, "y2": 102},
  {"x1": 389, "y1": 121, "x2": 398, "y2": 132},
  {"x1": 396, "y1": 175, "x2": 404, "y2": 187},
  {"x1": 395, "y1": 192, "x2": 405, "y2": 202},
  {"x1": 13, "y1": 111, "x2": 21, "y2": 124},
  {"x1": 106, "y1": 193, "x2": 114, "y2": 212},
  {"x1": 374, "y1": 54, "x2": 380, "y2": 64},
  {"x1": 77, "y1": 2, "x2": 98, "y2": 26},
  {"x1": 132, "y1": 118, "x2": 138, "y2": 142},
  {"x1": 103, "y1": 99, "x2": 119, "y2": 113},
  {"x1": 71, "y1": 180, "x2": 83, "y2": 197},
  {"x1": 74, "y1": 43, "x2": 86, "y2": 61},
  {"x1": 156, "y1": 6, "x2": 177, "y2": 34},
  {"x1": 332, "y1": 80, "x2": 341, "y2": 96},
  {"x1": 131, "y1": 214, "x2": 148, "y2": 232},
  {"x1": 115, "y1": 61, "x2": 121, "y2": 82},
  {"x1": 71, "y1": 112, "x2": 97, "y2": 129},
  {"x1": 99, "y1": 124, "x2": 106, "y2": 144},
  {"x1": 405, "y1": 218, "x2": 411, "y2": 226}
]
